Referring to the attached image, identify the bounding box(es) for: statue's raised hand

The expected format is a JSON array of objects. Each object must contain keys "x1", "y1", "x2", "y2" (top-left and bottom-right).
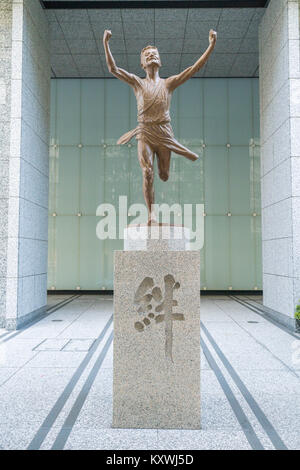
[
  {"x1": 209, "y1": 29, "x2": 217, "y2": 46},
  {"x1": 103, "y1": 29, "x2": 112, "y2": 43}
]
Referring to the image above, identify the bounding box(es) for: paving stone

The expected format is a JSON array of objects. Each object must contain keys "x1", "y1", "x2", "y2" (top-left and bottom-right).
[{"x1": 0, "y1": 295, "x2": 299, "y2": 449}]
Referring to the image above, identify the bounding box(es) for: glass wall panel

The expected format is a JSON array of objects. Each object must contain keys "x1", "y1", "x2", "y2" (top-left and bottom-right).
[
  {"x1": 230, "y1": 216, "x2": 256, "y2": 289},
  {"x1": 81, "y1": 80, "x2": 105, "y2": 146},
  {"x1": 79, "y1": 216, "x2": 104, "y2": 290},
  {"x1": 228, "y1": 79, "x2": 252, "y2": 146},
  {"x1": 255, "y1": 216, "x2": 262, "y2": 288},
  {"x1": 105, "y1": 146, "x2": 131, "y2": 206},
  {"x1": 205, "y1": 147, "x2": 229, "y2": 214},
  {"x1": 55, "y1": 216, "x2": 79, "y2": 289},
  {"x1": 56, "y1": 80, "x2": 80, "y2": 146},
  {"x1": 229, "y1": 146, "x2": 251, "y2": 214},
  {"x1": 105, "y1": 80, "x2": 130, "y2": 144},
  {"x1": 129, "y1": 147, "x2": 145, "y2": 207},
  {"x1": 180, "y1": 149, "x2": 204, "y2": 205},
  {"x1": 178, "y1": 80, "x2": 203, "y2": 145},
  {"x1": 154, "y1": 155, "x2": 180, "y2": 207},
  {"x1": 252, "y1": 79, "x2": 260, "y2": 144},
  {"x1": 48, "y1": 78, "x2": 261, "y2": 291},
  {"x1": 203, "y1": 79, "x2": 227, "y2": 146},
  {"x1": 47, "y1": 215, "x2": 56, "y2": 289},
  {"x1": 205, "y1": 216, "x2": 230, "y2": 290},
  {"x1": 55, "y1": 147, "x2": 80, "y2": 214},
  {"x1": 50, "y1": 80, "x2": 56, "y2": 147},
  {"x1": 252, "y1": 144, "x2": 261, "y2": 213},
  {"x1": 48, "y1": 145, "x2": 57, "y2": 215}
]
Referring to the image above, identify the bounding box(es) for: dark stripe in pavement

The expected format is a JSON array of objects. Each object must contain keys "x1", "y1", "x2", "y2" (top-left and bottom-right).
[
  {"x1": 51, "y1": 331, "x2": 113, "y2": 450},
  {"x1": 27, "y1": 315, "x2": 113, "y2": 450},
  {"x1": 0, "y1": 295, "x2": 80, "y2": 344},
  {"x1": 1, "y1": 296, "x2": 75, "y2": 342},
  {"x1": 46, "y1": 295, "x2": 79, "y2": 313},
  {"x1": 202, "y1": 322, "x2": 288, "y2": 450},
  {"x1": 231, "y1": 296, "x2": 299, "y2": 340},
  {"x1": 201, "y1": 338, "x2": 264, "y2": 450},
  {"x1": 0, "y1": 331, "x2": 10, "y2": 339},
  {"x1": 216, "y1": 297, "x2": 300, "y2": 379}
]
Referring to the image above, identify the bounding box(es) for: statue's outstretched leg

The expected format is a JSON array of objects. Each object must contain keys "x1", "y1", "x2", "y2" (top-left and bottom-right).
[
  {"x1": 168, "y1": 138, "x2": 199, "y2": 161},
  {"x1": 137, "y1": 139, "x2": 156, "y2": 224}
]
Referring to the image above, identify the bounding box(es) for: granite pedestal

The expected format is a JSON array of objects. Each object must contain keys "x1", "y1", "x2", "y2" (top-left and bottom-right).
[{"x1": 113, "y1": 225, "x2": 201, "y2": 429}]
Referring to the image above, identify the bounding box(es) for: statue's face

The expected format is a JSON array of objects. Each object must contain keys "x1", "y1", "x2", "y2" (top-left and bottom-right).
[{"x1": 141, "y1": 47, "x2": 161, "y2": 69}]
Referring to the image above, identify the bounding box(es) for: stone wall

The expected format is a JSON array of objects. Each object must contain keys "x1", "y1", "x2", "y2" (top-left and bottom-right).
[
  {"x1": 0, "y1": 0, "x2": 50, "y2": 329},
  {"x1": 259, "y1": 0, "x2": 300, "y2": 328},
  {"x1": 0, "y1": 1, "x2": 13, "y2": 327}
]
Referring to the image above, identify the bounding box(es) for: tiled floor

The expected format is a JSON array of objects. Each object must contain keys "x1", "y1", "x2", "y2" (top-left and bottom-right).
[{"x1": 0, "y1": 294, "x2": 299, "y2": 450}]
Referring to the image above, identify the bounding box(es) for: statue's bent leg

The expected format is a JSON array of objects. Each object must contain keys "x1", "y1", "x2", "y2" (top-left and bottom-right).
[
  {"x1": 156, "y1": 147, "x2": 171, "y2": 182},
  {"x1": 137, "y1": 139, "x2": 156, "y2": 223}
]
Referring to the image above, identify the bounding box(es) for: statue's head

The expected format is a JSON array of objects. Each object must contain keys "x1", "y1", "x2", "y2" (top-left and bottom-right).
[{"x1": 140, "y1": 45, "x2": 161, "y2": 69}]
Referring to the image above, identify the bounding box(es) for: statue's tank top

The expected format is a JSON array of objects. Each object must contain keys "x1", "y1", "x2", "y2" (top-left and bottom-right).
[{"x1": 134, "y1": 78, "x2": 171, "y2": 124}]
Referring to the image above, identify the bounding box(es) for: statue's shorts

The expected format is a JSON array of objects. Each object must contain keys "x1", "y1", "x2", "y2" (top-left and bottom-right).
[{"x1": 117, "y1": 122, "x2": 199, "y2": 162}]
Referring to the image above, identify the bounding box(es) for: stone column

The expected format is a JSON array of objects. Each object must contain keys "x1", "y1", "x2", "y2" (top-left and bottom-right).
[
  {"x1": 0, "y1": 0, "x2": 50, "y2": 329},
  {"x1": 259, "y1": 0, "x2": 300, "y2": 329},
  {"x1": 113, "y1": 226, "x2": 201, "y2": 429},
  {"x1": 0, "y1": 1, "x2": 13, "y2": 327}
]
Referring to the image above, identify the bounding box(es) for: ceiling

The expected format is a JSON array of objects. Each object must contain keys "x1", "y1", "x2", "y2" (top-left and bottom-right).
[{"x1": 47, "y1": 7, "x2": 265, "y2": 78}]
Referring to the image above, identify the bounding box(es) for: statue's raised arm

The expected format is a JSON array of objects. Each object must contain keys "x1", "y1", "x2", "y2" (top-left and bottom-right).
[
  {"x1": 166, "y1": 30, "x2": 217, "y2": 92},
  {"x1": 103, "y1": 30, "x2": 139, "y2": 87}
]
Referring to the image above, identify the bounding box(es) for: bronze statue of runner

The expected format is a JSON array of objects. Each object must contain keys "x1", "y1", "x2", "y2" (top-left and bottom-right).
[{"x1": 103, "y1": 29, "x2": 217, "y2": 224}]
